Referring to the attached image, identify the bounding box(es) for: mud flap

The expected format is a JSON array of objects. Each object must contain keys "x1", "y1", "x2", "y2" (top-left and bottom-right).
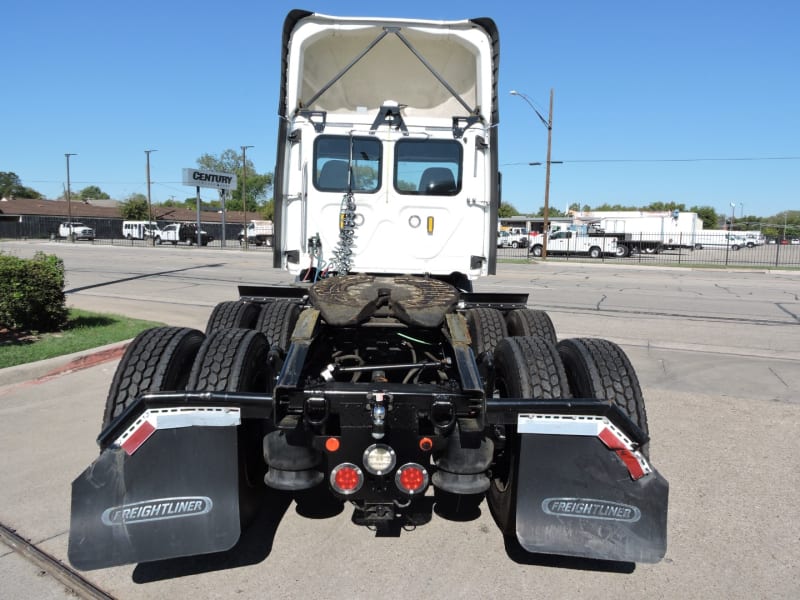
[
  {"x1": 515, "y1": 433, "x2": 668, "y2": 564},
  {"x1": 68, "y1": 426, "x2": 241, "y2": 570}
]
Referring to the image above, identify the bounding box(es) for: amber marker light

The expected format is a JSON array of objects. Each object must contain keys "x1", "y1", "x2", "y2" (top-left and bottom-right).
[
  {"x1": 325, "y1": 437, "x2": 340, "y2": 452},
  {"x1": 419, "y1": 437, "x2": 433, "y2": 451}
]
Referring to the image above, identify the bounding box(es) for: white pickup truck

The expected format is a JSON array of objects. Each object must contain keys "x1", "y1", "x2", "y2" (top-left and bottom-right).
[
  {"x1": 59, "y1": 222, "x2": 95, "y2": 240},
  {"x1": 529, "y1": 230, "x2": 617, "y2": 258}
]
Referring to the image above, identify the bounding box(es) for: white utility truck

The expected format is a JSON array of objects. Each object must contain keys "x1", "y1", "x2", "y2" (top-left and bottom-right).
[{"x1": 529, "y1": 229, "x2": 617, "y2": 258}]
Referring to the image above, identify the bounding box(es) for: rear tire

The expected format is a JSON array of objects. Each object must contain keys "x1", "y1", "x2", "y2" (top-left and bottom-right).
[
  {"x1": 505, "y1": 309, "x2": 557, "y2": 346},
  {"x1": 255, "y1": 301, "x2": 301, "y2": 352},
  {"x1": 188, "y1": 328, "x2": 269, "y2": 392},
  {"x1": 557, "y1": 338, "x2": 649, "y2": 456},
  {"x1": 530, "y1": 245, "x2": 543, "y2": 257},
  {"x1": 464, "y1": 307, "x2": 508, "y2": 358},
  {"x1": 487, "y1": 337, "x2": 571, "y2": 534},
  {"x1": 205, "y1": 300, "x2": 261, "y2": 334},
  {"x1": 102, "y1": 327, "x2": 205, "y2": 436},
  {"x1": 589, "y1": 246, "x2": 602, "y2": 259},
  {"x1": 615, "y1": 245, "x2": 630, "y2": 258}
]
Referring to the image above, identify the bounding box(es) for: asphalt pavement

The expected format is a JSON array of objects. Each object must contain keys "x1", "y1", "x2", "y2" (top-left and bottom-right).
[{"x1": 0, "y1": 241, "x2": 798, "y2": 599}]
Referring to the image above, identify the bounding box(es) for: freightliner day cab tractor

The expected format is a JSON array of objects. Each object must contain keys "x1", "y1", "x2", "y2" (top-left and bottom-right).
[{"x1": 69, "y1": 9, "x2": 668, "y2": 570}]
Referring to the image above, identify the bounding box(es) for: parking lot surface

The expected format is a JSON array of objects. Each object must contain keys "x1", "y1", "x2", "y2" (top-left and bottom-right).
[{"x1": 0, "y1": 241, "x2": 798, "y2": 599}]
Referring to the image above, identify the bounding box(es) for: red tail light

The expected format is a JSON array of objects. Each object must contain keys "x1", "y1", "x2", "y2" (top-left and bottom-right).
[
  {"x1": 395, "y1": 463, "x2": 429, "y2": 495},
  {"x1": 330, "y1": 463, "x2": 363, "y2": 495}
]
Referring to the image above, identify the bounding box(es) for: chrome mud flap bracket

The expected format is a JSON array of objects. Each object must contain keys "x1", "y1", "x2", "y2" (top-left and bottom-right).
[
  {"x1": 68, "y1": 419, "x2": 242, "y2": 571},
  {"x1": 514, "y1": 414, "x2": 669, "y2": 564}
]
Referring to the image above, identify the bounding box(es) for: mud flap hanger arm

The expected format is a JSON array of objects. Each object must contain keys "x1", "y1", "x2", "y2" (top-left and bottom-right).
[
  {"x1": 96, "y1": 391, "x2": 275, "y2": 448},
  {"x1": 485, "y1": 398, "x2": 649, "y2": 448}
]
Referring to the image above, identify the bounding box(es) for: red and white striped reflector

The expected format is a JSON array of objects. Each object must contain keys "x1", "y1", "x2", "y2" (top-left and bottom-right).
[
  {"x1": 517, "y1": 414, "x2": 651, "y2": 480},
  {"x1": 114, "y1": 407, "x2": 241, "y2": 455}
]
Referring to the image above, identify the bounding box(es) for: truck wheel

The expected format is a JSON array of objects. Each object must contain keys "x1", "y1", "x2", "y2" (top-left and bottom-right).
[
  {"x1": 487, "y1": 337, "x2": 571, "y2": 534},
  {"x1": 557, "y1": 338, "x2": 649, "y2": 456},
  {"x1": 256, "y1": 301, "x2": 301, "y2": 352},
  {"x1": 266, "y1": 236, "x2": 273, "y2": 247},
  {"x1": 505, "y1": 309, "x2": 557, "y2": 346},
  {"x1": 154, "y1": 236, "x2": 162, "y2": 245},
  {"x1": 615, "y1": 245, "x2": 630, "y2": 258},
  {"x1": 465, "y1": 307, "x2": 508, "y2": 358},
  {"x1": 530, "y1": 245, "x2": 543, "y2": 257},
  {"x1": 643, "y1": 247, "x2": 656, "y2": 254},
  {"x1": 589, "y1": 246, "x2": 602, "y2": 259},
  {"x1": 102, "y1": 327, "x2": 205, "y2": 436},
  {"x1": 205, "y1": 300, "x2": 261, "y2": 334},
  {"x1": 187, "y1": 329, "x2": 269, "y2": 393},
  {"x1": 511, "y1": 241, "x2": 519, "y2": 249}
]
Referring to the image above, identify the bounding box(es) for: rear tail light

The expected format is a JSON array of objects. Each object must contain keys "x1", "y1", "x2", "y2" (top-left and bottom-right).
[
  {"x1": 330, "y1": 463, "x2": 363, "y2": 495},
  {"x1": 395, "y1": 463, "x2": 429, "y2": 495}
]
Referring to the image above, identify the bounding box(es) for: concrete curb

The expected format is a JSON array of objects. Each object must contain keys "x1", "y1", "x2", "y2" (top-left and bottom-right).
[{"x1": 0, "y1": 340, "x2": 130, "y2": 389}]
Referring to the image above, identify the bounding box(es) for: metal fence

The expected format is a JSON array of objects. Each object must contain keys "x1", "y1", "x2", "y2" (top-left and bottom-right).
[
  {"x1": 498, "y1": 232, "x2": 800, "y2": 268},
  {"x1": 3, "y1": 219, "x2": 798, "y2": 266},
  {"x1": 0, "y1": 216, "x2": 272, "y2": 250}
]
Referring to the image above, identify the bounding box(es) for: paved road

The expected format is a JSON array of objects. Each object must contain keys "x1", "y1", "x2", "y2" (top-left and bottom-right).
[{"x1": 0, "y1": 241, "x2": 798, "y2": 599}]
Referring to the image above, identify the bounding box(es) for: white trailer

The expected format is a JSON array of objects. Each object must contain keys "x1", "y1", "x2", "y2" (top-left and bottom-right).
[{"x1": 580, "y1": 211, "x2": 703, "y2": 250}]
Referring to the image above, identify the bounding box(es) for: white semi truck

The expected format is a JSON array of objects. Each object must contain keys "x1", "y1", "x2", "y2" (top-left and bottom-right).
[{"x1": 68, "y1": 9, "x2": 667, "y2": 572}]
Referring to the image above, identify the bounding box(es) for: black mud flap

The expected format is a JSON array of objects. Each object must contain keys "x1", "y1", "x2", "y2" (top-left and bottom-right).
[
  {"x1": 68, "y1": 426, "x2": 241, "y2": 570},
  {"x1": 515, "y1": 430, "x2": 668, "y2": 564}
]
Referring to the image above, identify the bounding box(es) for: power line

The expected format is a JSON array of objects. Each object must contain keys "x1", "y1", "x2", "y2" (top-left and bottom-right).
[{"x1": 504, "y1": 156, "x2": 800, "y2": 166}]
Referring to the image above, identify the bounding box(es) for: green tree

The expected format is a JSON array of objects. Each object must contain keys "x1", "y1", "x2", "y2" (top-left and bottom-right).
[
  {"x1": 593, "y1": 203, "x2": 639, "y2": 211},
  {"x1": 689, "y1": 205, "x2": 719, "y2": 230},
  {"x1": 0, "y1": 171, "x2": 42, "y2": 199},
  {"x1": 197, "y1": 149, "x2": 273, "y2": 212},
  {"x1": 120, "y1": 193, "x2": 149, "y2": 219},
  {"x1": 645, "y1": 201, "x2": 686, "y2": 212},
  {"x1": 78, "y1": 185, "x2": 110, "y2": 200},
  {"x1": 536, "y1": 206, "x2": 565, "y2": 218},
  {"x1": 498, "y1": 202, "x2": 519, "y2": 218}
]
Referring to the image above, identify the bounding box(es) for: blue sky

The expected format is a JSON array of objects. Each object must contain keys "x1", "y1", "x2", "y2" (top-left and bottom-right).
[{"x1": 2, "y1": 0, "x2": 798, "y2": 218}]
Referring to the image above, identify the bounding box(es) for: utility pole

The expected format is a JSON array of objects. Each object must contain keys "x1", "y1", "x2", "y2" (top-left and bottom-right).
[
  {"x1": 241, "y1": 145, "x2": 253, "y2": 250},
  {"x1": 543, "y1": 88, "x2": 554, "y2": 259},
  {"x1": 510, "y1": 89, "x2": 555, "y2": 258},
  {"x1": 145, "y1": 149, "x2": 157, "y2": 242},
  {"x1": 65, "y1": 153, "x2": 77, "y2": 242}
]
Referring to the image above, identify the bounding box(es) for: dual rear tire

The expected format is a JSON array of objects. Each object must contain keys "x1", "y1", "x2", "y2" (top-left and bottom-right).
[{"x1": 486, "y1": 333, "x2": 649, "y2": 534}]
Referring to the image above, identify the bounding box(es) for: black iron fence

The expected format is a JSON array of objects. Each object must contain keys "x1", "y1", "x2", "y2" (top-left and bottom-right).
[
  {"x1": 3, "y1": 219, "x2": 798, "y2": 266},
  {"x1": 0, "y1": 216, "x2": 271, "y2": 250},
  {"x1": 498, "y1": 232, "x2": 800, "y2": 268}
]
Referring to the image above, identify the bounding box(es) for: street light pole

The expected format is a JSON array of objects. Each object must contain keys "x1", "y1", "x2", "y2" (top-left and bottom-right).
[
  {"x1": 510, "y1": 88, "x2": 554, "y2": 258},
  {"x1": 241, "y1": 145, "x2": 254, "y2": 250},
  {"x1": 145, "y1": 149, "x2": 157, "y2": 241},
  {"x1": 65, "y1": 153, "x2": 77, "y2": 242},
  {"x1": 730, "y1": 202, "x2": 736, "y2": 231}
]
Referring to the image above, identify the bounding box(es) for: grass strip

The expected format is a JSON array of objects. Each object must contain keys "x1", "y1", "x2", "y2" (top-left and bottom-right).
[{"x1": 0, "y1": 308, "x2": 163, "y2": 369}]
